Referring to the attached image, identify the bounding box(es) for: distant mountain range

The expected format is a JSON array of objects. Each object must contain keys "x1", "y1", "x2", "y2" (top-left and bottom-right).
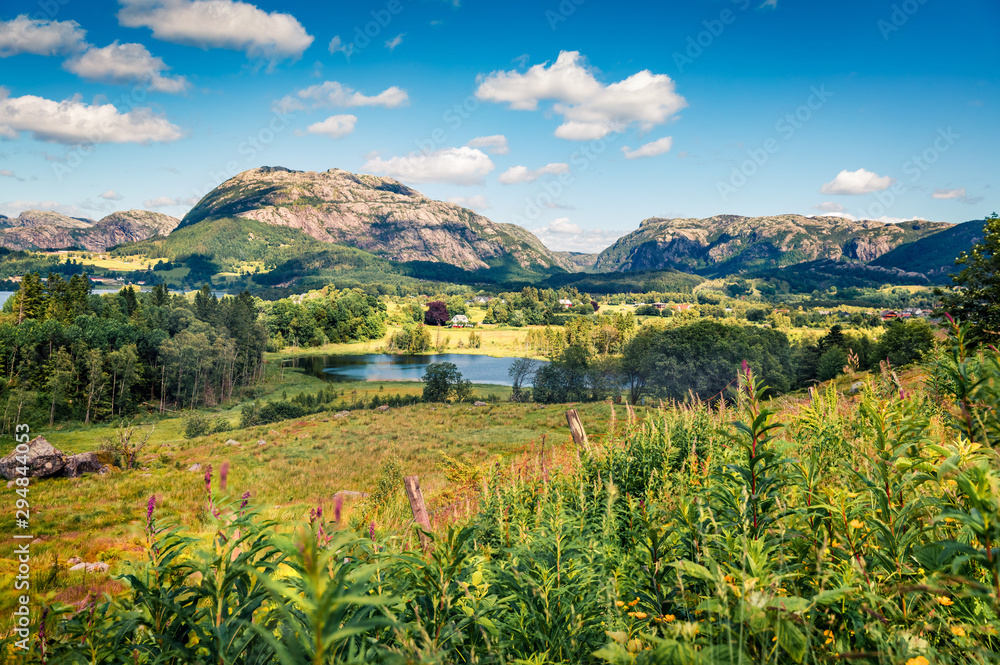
[
  {"x1": 0, "y1": 166, "x2": 986, "y2": 288},
  {"x1": 593, "y1": 214, "x2": 955, "y2": 276},
  {"x1": 0, "y1": 209, "x2": 178, "y2": 251}
]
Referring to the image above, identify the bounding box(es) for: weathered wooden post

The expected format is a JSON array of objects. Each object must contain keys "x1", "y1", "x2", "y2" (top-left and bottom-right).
[
  {"x1": 565, "y1": 409, "x2": 589, "y2": 452},
  {"x1": 404, "y1": 475, "x2": 432, "y2": 551}
]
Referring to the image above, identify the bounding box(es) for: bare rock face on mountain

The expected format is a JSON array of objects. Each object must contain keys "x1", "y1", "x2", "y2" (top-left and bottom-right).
[
  {"x1": 0, "y1": 209, "x2": 179, "y2": 251},
  {"x1": 179, "y1": 167, "x2": 575, "y2": 272},
  {"x1": 594, "y1": 214, "x2": 953, "y2": 275}
]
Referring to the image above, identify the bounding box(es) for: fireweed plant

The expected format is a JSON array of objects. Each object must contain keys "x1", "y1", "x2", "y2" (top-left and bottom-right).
[{"x1": 8, "y1": 321, "x2": 1000, "y2": 663}]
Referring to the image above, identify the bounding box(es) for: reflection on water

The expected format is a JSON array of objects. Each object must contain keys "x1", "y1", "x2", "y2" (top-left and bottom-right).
[{"x1": 288, "y1": 353, "x2": 546, "y2": 386}]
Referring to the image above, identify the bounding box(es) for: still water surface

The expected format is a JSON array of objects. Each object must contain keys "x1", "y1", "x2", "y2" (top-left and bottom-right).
[{"x1": 289, "y1": 353, "x2": 545, "y2": 386}]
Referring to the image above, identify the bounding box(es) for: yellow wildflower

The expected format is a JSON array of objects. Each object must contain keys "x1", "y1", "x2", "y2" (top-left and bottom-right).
[
  {"x1": 937, "y1": 596, "x2": 954, "y2": 606},
  {"x1": 823, "y1": 629, "x2": 834, "y2": 645},
  {"x1": 629, "y1": 598, "x2": 640, "y2": 607},
  {"x1": 849, "y1": 519, "x2": 864, "y2": 529},
  {"x1": 664, "y1": 614, "x2": 676, "y2": 622},
  {"x1": 724, "y1": 574, "x2": 736, "y2": 583},
  {"x1": 950, "y1": 625, "x2": 966, "y2": 637},
  {"x1": 634, "y1": 612, "x2": 648, "y2": 619},
  {"x1": 616, "y1": 600, "x2": 625, "y2": 607},
  {"x1": 906, "y1": 657, "x2": 929, "y2": 665}
]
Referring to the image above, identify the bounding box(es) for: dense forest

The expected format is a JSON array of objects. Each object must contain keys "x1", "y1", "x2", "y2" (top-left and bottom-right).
[{"x1": 0, "y1": 276, "x2": 387, "y2": 430}]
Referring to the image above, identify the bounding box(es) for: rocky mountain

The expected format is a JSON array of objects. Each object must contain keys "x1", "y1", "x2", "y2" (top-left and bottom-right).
[
  {"x1": 594, "y1": 214, "x2": 954, "y2": 275},
  {"x1": 179, "y1": 167, "x2": 576, "y2": 272},
  {"x1": 869, "y1": 219, "x2": 987, "y2": 283},
  {"x1": 0, "y1": 209, "x2": 179, "y2": 251}
]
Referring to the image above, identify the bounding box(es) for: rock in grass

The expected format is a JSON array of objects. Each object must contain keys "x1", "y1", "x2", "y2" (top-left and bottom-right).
[
  {"x1": 69, "y1": 563, "x2": 86, "y2": 572},
  {"x1": 188, "y1": 463, "x2": 202, "y2": 472},
  {"x1": 257, "y1": 439, "x2": 267, "y2": 446},
  {"x1": 850, "y1": 381, "x2": 864, "y2": 394},
  {"x1": 85, "y1": 562, "x2": 110, "y2": 573},
  {"x1": 375, "y1": 405, "x2": 390, "y2": 413},
  {"x1": 225, "y1": 439, "x2": 240, "y2": 446},
  {"x1": 333, "y1": 411, "x2": 349, "y2": 419},
  {"x1": 0, "y1": 436, "x2": 65, "y2": 479},
  {"x1": 63, "y1": 452, "x2": 110, "y2": 478},
  {"x1": 473, "y1": 401, "x2": 487, "y2": 407}
]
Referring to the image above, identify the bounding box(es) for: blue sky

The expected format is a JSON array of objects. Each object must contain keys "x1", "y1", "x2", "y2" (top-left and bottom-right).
[{"x1": 0, "y1": 0, "x2": 996, "y2": 252}]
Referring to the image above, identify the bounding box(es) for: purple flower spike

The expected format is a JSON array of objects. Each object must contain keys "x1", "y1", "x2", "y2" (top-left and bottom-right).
[
  {"x1": 220, "y1": 462, "x2": 229, "y2": 493},
  {"x1": 369, "y1": 522, "x2": 376, "y2": 542},
  {"x1": 240, "y1": 490, "x2": 251, "y2": 511},
  {"x1": 204, "y1": 464, "x2": 212, "y2": 493},
  {"x1": 146, "y1": 495, "x2": 156, "y2": 523},
  {"x1": 945, "y1": 312, "x2": 954, "y2": 324},
  {"x1": 334, "y1": 493, "x2": 344, "y2": 525}
]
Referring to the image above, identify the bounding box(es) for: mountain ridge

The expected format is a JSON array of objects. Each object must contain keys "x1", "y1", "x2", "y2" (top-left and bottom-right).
[
  {"x1": 594, "y1": 214, "x2": 955, "y2": 275},
  {"x1": 178, "y1": 166, "x2": 576, "y2": 272},
  {"x1": 0, "y1": 209, "x2": 179, "y2": 251}
]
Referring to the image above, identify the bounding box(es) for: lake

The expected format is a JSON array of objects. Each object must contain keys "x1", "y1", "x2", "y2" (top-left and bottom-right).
[{"x1": 288, "y1": 353, "x2": 546, "y2": 386}]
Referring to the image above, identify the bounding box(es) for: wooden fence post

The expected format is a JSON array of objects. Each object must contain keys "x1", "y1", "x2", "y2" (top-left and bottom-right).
[
  {"x1": 565, "y1": 409, "x2": 590, "y2": 452},
  {"x1": 404, "y1": 475, "x2": 432, "y2": 551}
]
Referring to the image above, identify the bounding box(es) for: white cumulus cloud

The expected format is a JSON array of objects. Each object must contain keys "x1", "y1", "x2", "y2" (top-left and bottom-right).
[
  {"x1": 932, "y1": 188, "x2": 966, "y2": 199},
  {"x1": 498, "y1": 162, "x2": 569, "y2": 185},
  {"x1": 100, "y1": 190, "x2": 125, "y2": 200},
  {"x1": 0, "y1": 15, "x2": 87, "y2": 57},
  {"x1": 466, "y1": 134, "x2": 508, "y2": 155},
  {"x1": 117, "y1": 0, "x2": 314, "y2": 60},
  {"x1": 448, "y1": 195, "x2": 489, "y2": 210},
  {"x1": 64, "y1": 42, "x2": 188, "y2": 93},
  {"x1": 0, "y1": 88, "x2": 183, "y2": 144},
  {"x1": 621, "y1": 136, "x2": 673, "y2": 159},
  {"x1": 476, "y1": 51, "x2": 687, "y2": 141},
  {"x1": 274, "y1": 81, "x2": 408, "y2": 113},
  {"x1": 305, "y1": 114, "x2": 356, "y2": 139},
  {"x1": 820, "y1": 168, "x2": 893, "y2": 195},
  {"x1": 363, "y1": 146, "x2": 494, "y2": 186}
]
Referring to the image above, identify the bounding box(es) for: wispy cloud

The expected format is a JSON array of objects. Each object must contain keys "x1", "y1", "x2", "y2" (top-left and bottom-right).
[
  {"x1": 498, "y1": 162, "x2": 569, "y2": 184},
  {"x1": 304, "y1": 114, "x2": 356, "y2": 139},
  {"x1": 363, "y1": 146, "x2": 494, "y2": 186},
  {"x1": 621, "y1": 136, "x2": 673, "y2": 159},
  {"x1": 273, "y1": 81, "x2": 408, "y2": 113},
  {"x1": 385, "y1": 33, "x2": 404, "y2": 51}
]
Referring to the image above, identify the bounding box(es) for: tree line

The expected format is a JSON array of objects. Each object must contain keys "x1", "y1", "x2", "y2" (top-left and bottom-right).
[{"x1": 0, "y1": 276, "x2": 387, "y2": 430}]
